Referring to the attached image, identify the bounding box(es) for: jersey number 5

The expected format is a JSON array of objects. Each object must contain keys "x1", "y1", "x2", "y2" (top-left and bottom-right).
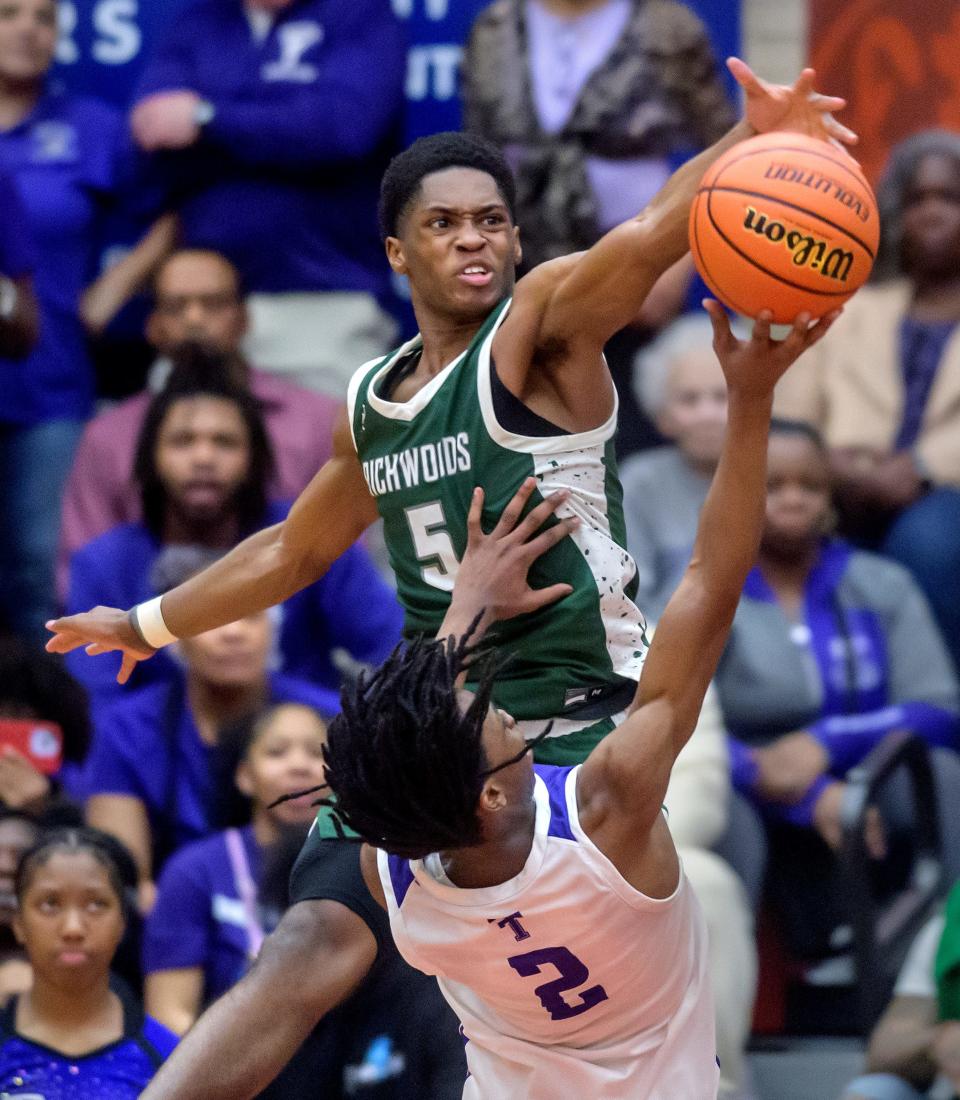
[
  {"x1": 405, "y1": 501, "x2": 460, "y2": 591},
  {"x1": 507, "y1": 946, "x2": 609, "y2": 1022}
]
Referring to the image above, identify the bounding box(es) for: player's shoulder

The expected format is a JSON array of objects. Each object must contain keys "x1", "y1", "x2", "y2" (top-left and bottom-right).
[{"x1": 73, "y1": 521, "x2": 152, "y2": 563}]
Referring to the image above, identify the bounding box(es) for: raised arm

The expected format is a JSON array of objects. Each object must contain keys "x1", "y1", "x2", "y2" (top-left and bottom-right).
[
  {"x1": 504, "y1": 61, "x2": 855, "y2": 369},
  {"x1": 578, "y1": 303, "x2": 840, "y2": 842},
  {"x1": 46, "y1": 409, "x2": 379, "y2": 683}
]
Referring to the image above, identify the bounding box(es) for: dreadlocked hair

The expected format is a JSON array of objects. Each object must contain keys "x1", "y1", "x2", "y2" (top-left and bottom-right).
[{"x1": 320, "y1": 626, "x2": 509, "y2": 860}]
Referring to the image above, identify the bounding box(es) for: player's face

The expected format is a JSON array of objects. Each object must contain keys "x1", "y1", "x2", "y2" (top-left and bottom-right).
[
  {"x1": 14, "y1": 852, "x2": 124, "y2": 985},
  {"x1": 236, "y1": 704, "x2": 328, "y2": 827},
  {"x1": 0, "y1": 0, "x2": 56, "y2": 85},
  {"x1": 762, "y1": 434, "x2": 832, "y2": 555},
  {"x1": 148, "y1": 254, "x2": 248, "y2": 356},
  {"x1": 900, "y1": 153, "x2": 960, "y2": 279},
  {"x1": 155, "y1": 396, "x2": 251, "y2": 526},
  {"x1": 387, "y1": 168, "x2": 521, "y2": 324},
  {"x1": 657, "y1": 346, "x2": 728, "y2": 468},
  {"x1": 179, "y1": 611, "x2": 272, "y2": 690},
  {"x1": 479, "y1": 705, "x2": 535, "y2": 803}
]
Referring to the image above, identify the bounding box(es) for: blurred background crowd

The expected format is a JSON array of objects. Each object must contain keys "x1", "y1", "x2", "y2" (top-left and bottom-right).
[{"x1": 2, "y1": 1, "x2": 960, "y2": 1097}]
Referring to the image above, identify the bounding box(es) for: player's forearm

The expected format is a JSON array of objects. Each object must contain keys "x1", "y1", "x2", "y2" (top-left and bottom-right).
[
  {"x1": 158, "y1": 523, "x2": 320, "y2": 639},
  {"x1": 634, "y1": 120, "x2": 753, "y2": 268}
]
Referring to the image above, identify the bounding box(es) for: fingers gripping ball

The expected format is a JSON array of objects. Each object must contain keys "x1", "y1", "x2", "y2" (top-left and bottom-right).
[{"x1": 689, "y1": 132, "x2": 879, "y2": 323}]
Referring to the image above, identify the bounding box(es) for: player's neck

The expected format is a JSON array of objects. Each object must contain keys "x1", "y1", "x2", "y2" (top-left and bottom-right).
[
  {"x1": 416, "y1": 318, "x2": 485, "y2": 377},
  {"x1": 910, "y1": 273, "x2": 960, "y2": 321},
  {"x1": 439, "y1": 798, "x2": 537, "y2": 889}
]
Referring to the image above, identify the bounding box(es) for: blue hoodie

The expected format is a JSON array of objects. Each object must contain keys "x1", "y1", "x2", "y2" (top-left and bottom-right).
[{"x1": 136, "y1": 0, "x2": 405, "y2": 298}]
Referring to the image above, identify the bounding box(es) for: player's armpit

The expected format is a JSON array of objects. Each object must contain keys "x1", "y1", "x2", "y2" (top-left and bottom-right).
[{"x1": 360, "y1": 843, "x2": 388, "y2": 911}]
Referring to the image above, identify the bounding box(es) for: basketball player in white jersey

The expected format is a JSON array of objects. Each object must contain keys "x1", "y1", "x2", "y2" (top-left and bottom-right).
[{"x1": 318, "y1": 301, "x2": 839, "y2": 1099}]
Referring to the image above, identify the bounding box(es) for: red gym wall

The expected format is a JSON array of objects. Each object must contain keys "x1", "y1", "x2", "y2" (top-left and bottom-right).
[{"x1": 809, "y1": 2, "x2": 960, "y2": 184}]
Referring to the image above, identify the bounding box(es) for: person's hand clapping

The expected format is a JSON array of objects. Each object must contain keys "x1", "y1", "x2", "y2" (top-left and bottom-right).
[{"x1": 727, "y1": 58, "x2": 857, "y2": 150}]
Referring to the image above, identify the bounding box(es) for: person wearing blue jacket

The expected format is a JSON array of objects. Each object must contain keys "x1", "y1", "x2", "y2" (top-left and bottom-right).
[
  {"x1": 717, "y1": 419, "x2": 960, "y2": 959},
  {"x1": 130, "y1": 0, "x2": 407, "y2": 396},
  {"x1": 65, "y1": 345, "x2": 403, "y2": 707},
  {"x1": 0, "y1": 0, "x2": 172, "y2": 643}
]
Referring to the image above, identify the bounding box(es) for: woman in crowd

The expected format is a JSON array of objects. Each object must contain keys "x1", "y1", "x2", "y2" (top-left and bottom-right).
[
  {"x1": 774, "y1": 129, "x2": 960, "y2": 671},
  {"x1": 718, "y1": 420, "x2": 960, "y2": 960},
  {"x1": 66, "y1": 345, "x2": 401, "y2": 706},
  {"x1": 0, "y1": 0, "x2": 174, "y2": 643},
  {"x1": 143, "y1": 702, "x2": 327, "y2": 1034},
  {"x1": 0, "y1": 827, "x2": 177, "y2": 1096},
  {"x1": 84, "y1": 546, "x2": 337, "y2": 911}
]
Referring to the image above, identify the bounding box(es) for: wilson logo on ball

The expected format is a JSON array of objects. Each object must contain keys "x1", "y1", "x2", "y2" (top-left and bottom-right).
[{"x1": 742, "y1": 207, "x2": 854, "y2": 282}]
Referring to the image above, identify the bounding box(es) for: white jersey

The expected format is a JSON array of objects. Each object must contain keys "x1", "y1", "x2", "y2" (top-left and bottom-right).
[{"x1": 377, "y1": 764, "x2": 718, "y2": 1099}]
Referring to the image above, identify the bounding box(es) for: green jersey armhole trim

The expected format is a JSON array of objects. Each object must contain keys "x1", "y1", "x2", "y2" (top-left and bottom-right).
[
  {"x1": 477, "y1": 308, "x2": 619, "y2": 455},
  {"x1": 346, "y1": 350, "x2": 393, "y2": 454}
]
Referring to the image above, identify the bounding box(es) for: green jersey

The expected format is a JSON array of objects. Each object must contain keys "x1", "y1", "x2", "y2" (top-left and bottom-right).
[{"x1": 347, "y1": 298, "x2": 648, "y2": 758}]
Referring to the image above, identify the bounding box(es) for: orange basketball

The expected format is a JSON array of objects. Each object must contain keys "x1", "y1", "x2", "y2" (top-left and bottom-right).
[{"x1": 689, "y1": 131, "x2": 879, "y2": 323}]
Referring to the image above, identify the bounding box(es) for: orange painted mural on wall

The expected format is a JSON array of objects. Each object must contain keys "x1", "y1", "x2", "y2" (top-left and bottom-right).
[{"x1": 810, "y1": 1, "x2": 960, "y2": 183}]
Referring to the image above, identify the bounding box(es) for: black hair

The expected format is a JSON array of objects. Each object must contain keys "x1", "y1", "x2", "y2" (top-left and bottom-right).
[
  {"x1": 378, "y1": 131, "x2": 517, "y2": 241},
  {"x1": 15, "y1": 827, "x2": 138, "y2": 920},
  {"x1": 318, "y1": 625, "x2": 547, "y2": 860},
  {"x1": 0, "y1": 638, "x2": 90, "y2": 763},
  {"x1": 134, "y1": 343, "x2": 274, "y2": 538},
  {"x1": 769, "y1": 417, "x2": 827, "y2": 452}
]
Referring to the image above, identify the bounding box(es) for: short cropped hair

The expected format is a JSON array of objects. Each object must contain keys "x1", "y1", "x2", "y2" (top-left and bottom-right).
[{"x1": 378, "y1": 131, "x2": 517, "y2": 240}]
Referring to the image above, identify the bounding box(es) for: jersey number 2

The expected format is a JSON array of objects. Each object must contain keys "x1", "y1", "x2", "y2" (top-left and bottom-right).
[
  {"x1": 405, "y1": 501, "x2": 459, "y2": 591},
  {"x1": 507, "y1": 946, "x2": 609, "y2": 1021}
]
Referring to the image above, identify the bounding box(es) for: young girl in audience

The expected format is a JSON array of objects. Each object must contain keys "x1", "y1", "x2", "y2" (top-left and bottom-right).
[
  {"x1": 143, "y1": 702, "x2": 327, "y2": 1034},
  {"x1": 0, "y1": 827, "x2": 177, "y2": 1096}
]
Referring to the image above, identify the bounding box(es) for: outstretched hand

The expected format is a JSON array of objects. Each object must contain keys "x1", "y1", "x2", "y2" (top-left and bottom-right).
[
  {"x1": 445, "y1": 477, "x2": 580, "y2": 631},
  {"x1": 703, "y1": 299, "x2": 840, "y2": 401},
  {"x1": 46, "y1": 605, "x2": 156, "y2": 685},
  {"x1": 727, "y1": 57, "x2": 857, "y2": 150}
]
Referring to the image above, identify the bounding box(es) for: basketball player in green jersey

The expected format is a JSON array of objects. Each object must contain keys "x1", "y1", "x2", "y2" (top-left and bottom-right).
[{"x1": 47, "y1": 59, "x2": 855, "y2": 764}]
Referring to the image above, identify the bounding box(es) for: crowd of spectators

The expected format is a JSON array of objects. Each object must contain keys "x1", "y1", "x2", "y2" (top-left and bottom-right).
[{"x1": 1, "y1": 0, "x2": 960, "y2": 1097}]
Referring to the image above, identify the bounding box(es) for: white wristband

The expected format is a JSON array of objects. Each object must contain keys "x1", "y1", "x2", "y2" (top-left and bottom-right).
[{"x1": 133, "y1": 596, "x2": 179, "y2": 649}]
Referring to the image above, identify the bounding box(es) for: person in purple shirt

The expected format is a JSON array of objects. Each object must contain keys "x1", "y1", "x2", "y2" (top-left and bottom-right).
[
  {"x1": 84, "y1": 547, "x2": 339, "y2": 912},
  {"x1": 0, "y1": 827, "x2": 178, "y2": 1098},
  {"x1": 65, "y1": 346, "x2": 402, "y2": 706},
  {"x1": 717, "y1": 420, "x2": 960, "y2": 961},
  {"x1": 59, "y1": 249, "x2": 343, "y2": 600},
  {"x1": 144, "y1": 701, "x2": 328, "y2": 1032},
  {"x1": 0, "y1": 0, "x2": 173, "y2": 643},
  {"x1": 129, "y1": 0, "x2": 407, "y2": 396}
]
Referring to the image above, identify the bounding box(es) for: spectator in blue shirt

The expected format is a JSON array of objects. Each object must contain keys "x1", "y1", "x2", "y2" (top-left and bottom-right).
[
  {"x1": 65, "y1": 345, "x2": 403, "y2": 706},
  {"x1": 717, "y1": 419, "x2": 960, "y2": 960},
  {"x1": 130, "y1": 0, "x2": 407, "y2": 397},
  {"x1": 0, "y1": 0, "x2": 174, "y2": 643},
  {"x1": 0, "y1": 827, "x2": 177, "y2": 1098},
  {"x1": 144, "y1": 701, "x2": 327, "y2": 1034},
  {"x1": 84, "y1": 545, "x2": 339, "y2": 910}
]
